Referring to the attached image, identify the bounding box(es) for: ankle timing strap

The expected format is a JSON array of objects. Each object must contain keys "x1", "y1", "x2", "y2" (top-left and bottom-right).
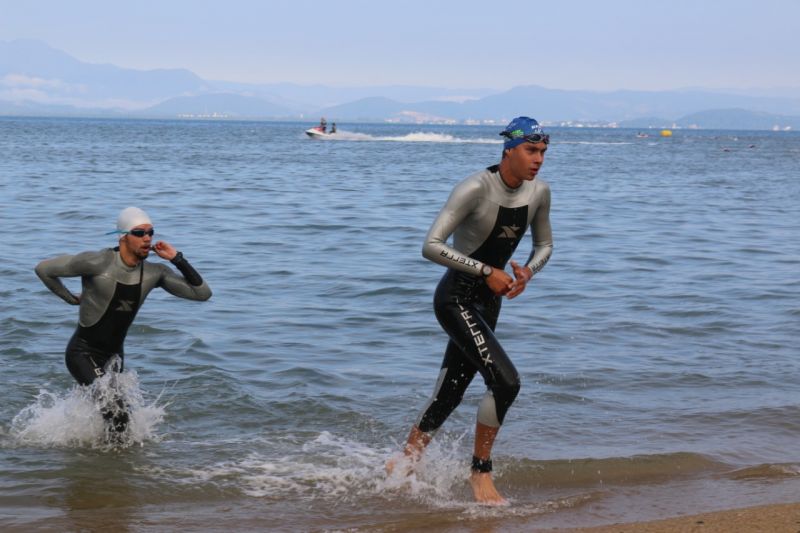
[{"x1": 471, "y1": 456, "x2": 493, "y2": 473}]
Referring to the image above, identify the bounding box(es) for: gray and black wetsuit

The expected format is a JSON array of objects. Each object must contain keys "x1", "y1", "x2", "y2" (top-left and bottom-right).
[
  {"x1": 36, "y1": 247, "x2": 211, "y2": 383},
  {"x1": 35, "y1": 248, "x2": 211, "y2": 432},
  {"x1": 416, "y1": 165, "x2": 552, "y2": 433}
]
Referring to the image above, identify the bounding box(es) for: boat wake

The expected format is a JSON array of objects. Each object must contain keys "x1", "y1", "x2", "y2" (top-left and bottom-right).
[{"x1": 307, "y1": 131, "x2": 501, "y2": 144}]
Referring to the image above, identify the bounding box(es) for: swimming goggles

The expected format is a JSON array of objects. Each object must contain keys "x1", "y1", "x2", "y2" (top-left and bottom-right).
[
  {"x1": 128, "y1": 228, "x2": 155, "y2": 237},
  {"x1": 500, "y1": 131, "x2": 550, "y2": 144}
]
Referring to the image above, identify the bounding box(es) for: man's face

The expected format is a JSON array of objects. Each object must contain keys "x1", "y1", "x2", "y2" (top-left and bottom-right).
[
  {"x1": 505, "y1": 142, "x2": 547, "y2": 183},
  {"x1": 122, "y1": 224, "x2": 154, "y2": 259}
]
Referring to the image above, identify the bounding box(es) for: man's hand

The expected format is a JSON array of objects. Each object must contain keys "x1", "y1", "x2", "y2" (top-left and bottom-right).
[
  {"x1": 506, "y1": 260, "x2": 533, "y2": 299},
  {"x1": 485, "y1": 268, "x2": 514, "y2": 296},
  {"x1": 151, "y1": 241, "x2": 178, "y2": 261}
]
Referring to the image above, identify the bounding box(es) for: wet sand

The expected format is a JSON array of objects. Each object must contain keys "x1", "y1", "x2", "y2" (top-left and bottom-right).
[
  {"x1": 564, "y1": 502, "x2": 800, "y2": 532},
  {"x1": 4, "y1": 501, "x2": 800, "y2": 532}
]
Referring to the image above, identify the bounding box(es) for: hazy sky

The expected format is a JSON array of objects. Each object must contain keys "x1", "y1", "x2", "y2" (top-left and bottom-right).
[{"x1": 2, "y1": 0, "x2": 798, "y2": 91}]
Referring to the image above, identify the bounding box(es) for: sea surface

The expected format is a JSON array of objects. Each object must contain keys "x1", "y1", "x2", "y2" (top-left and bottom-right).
[{"x1": 0, "y1": 117, "x2": 798, "y2": 531}]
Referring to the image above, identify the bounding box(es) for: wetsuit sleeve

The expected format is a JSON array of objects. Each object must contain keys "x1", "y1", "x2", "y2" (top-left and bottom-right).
[
  {"x1": 525, "y1": 183, "x2": 553, "y2": 276},
  {"x1": 34, "y1": 251, "x2": 107, "y2": 305},
  {"x1": 422, "y1": 178, "x2": 483, "y2": 275},
  {"x1": 170, "y1": 252, "x2": 203, "y2": 286},
  {"x1": 157, "y1": 258, "x2": 212, "y2": 301}
]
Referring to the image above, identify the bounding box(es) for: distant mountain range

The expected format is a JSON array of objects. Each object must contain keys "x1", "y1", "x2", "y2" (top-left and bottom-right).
[{"x1": 2, "y1": 39, "x2": 799, "y2": 130}]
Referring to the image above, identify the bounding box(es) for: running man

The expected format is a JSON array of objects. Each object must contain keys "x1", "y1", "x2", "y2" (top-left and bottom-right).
[
  {"x1": 35, "y1": 207, "x2": 212, "y2": 439},
  {"x1": 389, "y1": 117, "x2": 553, "y2": 504}
]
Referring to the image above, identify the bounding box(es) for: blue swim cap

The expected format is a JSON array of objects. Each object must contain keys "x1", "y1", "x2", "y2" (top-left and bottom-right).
[{"x1": 500, "y1": 116, "x2": 549, "y2": 149}]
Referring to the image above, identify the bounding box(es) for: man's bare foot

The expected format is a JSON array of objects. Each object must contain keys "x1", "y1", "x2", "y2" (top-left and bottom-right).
[
  {"x1": 385, "y1": 452, "x2": 415, "y2": 477},
  {"x1": 469, "y1": 472, "x2": 508, "y2": 505},
  {"x1": 386, "y1": 426, "x2": 431, "y2": 476}
]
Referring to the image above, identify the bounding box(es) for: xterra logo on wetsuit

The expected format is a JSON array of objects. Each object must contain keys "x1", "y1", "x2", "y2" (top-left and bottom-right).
[
  {"x1": 497, "y1": 225, "x2": 522, "y2": 239},
  {"x1": 114, "y1": 299, "x2": 136, "y2": 312},
  {"x1": 471, "y1": 205, "x2": 528, "y2": 266},
  {"x1": 458, "y1": 303, "x2": 493, "y2": 367}
]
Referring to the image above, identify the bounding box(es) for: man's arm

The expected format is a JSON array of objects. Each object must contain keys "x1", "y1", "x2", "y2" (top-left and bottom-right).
[
  {"x1": 506, "y1": 185, "x2": 553, "y2": 299},
  {"x1": 525, "y1": 183, "x2": 553, "y2": 277},
  {"x1": 422, "y1": 178, "x2": 487, "y2": 275},
  {"x1": 34, "y1": 250, "x2": 108, "y2": 305},
  {"x1": 151, "y1": 242, "x2": 212, "y2": 301}
]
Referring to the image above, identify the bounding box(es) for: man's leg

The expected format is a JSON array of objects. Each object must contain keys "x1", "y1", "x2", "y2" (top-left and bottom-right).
[
  {"x1": 469, "y1": 422, "x2": 506, "y2": 504},
  {"x1": 65, "y1": 336, "x2": 105, "y2": 386},
  {"x1": 436, "y1": 300, "x2": 520, "y2": 504},
  {"x1": 387, "y1": 341, "x2": 477, "y2": 474},
  {"x1": 100, "y1": 357, "x2": 129, "y2": 441},
  {"x1": 65, "y1": 338, "x2": 130, "y2": 441},
  {"x1": 467, "y1": 320, "x2": 520, "y2": 505}
]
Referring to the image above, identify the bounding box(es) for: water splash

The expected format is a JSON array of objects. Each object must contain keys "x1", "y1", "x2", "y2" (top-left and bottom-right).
[
  {"x1": 9, "y1": 368, "x2": 166, "y2": 449},
  {"x1": 151, "y1": 431, "x2": 471, "y2": 503},
  {"x1": 143, "y1": 429, "x2": 603, "y2": 526}
]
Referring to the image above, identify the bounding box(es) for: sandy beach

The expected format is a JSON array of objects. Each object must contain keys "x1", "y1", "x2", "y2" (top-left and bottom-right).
[{"x1": 565, "y1": 502, "x2": 800, "y2": 533}]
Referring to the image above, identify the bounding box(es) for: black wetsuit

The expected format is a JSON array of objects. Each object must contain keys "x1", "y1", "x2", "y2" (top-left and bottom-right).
[
  {"x1": 35, "y1": 247, "x2": 211, "y2": 434},
  {"x1": 65, "y1": 260, "x2": 143, "y2": 386},
  {"x1": 416, "y1": 165, "x2": 553, "y2": 433}
]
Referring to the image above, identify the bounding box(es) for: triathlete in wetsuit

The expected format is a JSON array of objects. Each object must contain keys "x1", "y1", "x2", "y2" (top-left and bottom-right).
[
  {"x1": 389, "y1": 117, "x2": 553, "y2": 505},
  {"x1": 35, "y1": 207, "x2": 212, "y2": 438}
]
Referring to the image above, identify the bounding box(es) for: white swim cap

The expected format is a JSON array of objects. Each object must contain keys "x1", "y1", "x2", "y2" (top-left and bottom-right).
[{"x1": 116, "y1": 207, "x2": 152, "y2": 235}]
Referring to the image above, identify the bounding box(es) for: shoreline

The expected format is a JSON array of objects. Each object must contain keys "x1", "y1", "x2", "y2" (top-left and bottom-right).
[
  {"x1": 2, "y1": 497, "x2": 800, "y2": 531},
  {"x1": 562, "y1": 501, "x2": 800, "y2": 532}
]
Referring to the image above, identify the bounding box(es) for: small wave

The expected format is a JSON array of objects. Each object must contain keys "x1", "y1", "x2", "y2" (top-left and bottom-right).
[
  {"x1": 0, "y1": 316, "x2": 41, "y2": 342},
  {"x1": 499, "y1": 452, "x2": 727, "y2": 489},
  {"x1": 8, "y1": 368, "x2": 165, "y2": 450},
  {"x1": 313, "y1": 131, "x2": 500, "y2": 144},
  {"x1": 458, "y1": 491, "x2": 603, "y2": 521},
  {"x1": 559, "y1": 141, "x2": 633, "y2": 145},
  {"x1": 726, "y1": 463, "x2": 800, "y2": 481},
  {"x1": 55, "y1": 209, "x2": 102, "y2": 220}
]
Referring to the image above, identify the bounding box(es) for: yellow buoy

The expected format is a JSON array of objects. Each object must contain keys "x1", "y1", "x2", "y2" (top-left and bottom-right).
[{"x1": 660, "y1": 129, "x2": 673, "y2": 137}]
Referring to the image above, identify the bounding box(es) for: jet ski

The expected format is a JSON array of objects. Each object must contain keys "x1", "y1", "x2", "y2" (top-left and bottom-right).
[{"x1": 305, "y1": 126, "x2": 332, "y2": 139}]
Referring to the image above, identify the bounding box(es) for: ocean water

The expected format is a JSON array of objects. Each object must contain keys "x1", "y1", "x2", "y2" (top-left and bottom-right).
[{"x1": 0, "y1": 117, "x2": 798, "y2": 531}]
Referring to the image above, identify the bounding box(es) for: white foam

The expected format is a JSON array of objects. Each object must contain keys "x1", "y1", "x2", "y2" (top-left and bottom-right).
[
  {"x1": 314, "y1": 131, "x2": 500, "y2": 144},
  {"x1": 132, "y1": 430, "x2": 599, "y2": 521},
  {"x1": 9, "y1": 368, "x2": 165, "y2": 449},
  {"x1": 169, "y1": 431, "x2": 481, "y2": 508}
]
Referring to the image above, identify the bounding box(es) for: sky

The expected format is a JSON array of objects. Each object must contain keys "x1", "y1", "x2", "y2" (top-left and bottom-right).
[{"x1": 2, "y1": 0, "x2": 799, "y2": 92}]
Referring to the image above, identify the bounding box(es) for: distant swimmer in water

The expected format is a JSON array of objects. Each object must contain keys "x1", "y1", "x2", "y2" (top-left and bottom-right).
[
  {"x1": 387, "y1": 117, "x2": 554, "y2": 505},
  {"x1": 35, "y1": 207, "x2": 212, "y2": 441}
]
